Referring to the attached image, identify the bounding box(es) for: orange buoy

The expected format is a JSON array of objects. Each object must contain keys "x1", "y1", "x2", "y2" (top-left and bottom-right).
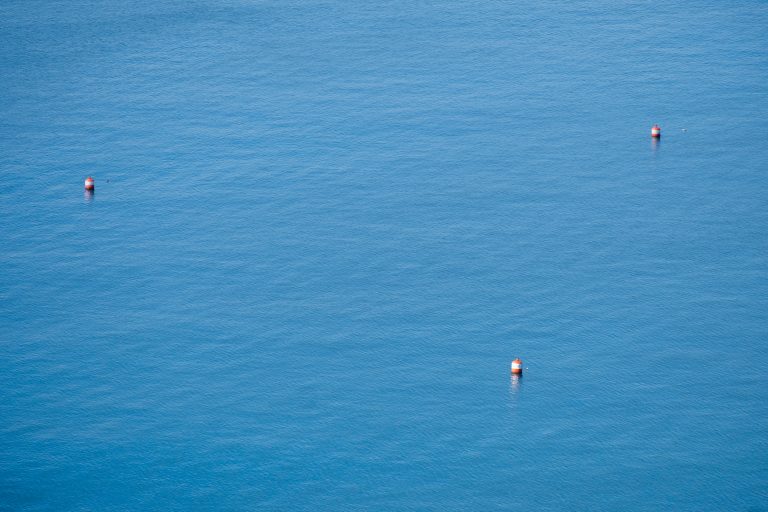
[
  {"x1": 651, "y1": 124, "x2": 661, "y2": 138},
  {"x1": 511, "y1": 358, "x2": 523, "y2": 375},
  {"x1": 84, "y1": 176, "x2": 95, "y2": 191}
]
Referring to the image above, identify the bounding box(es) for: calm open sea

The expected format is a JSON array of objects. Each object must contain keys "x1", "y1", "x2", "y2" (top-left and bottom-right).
[{"x1": 1, "y1": 1, "x2": 767, "y2": 510}]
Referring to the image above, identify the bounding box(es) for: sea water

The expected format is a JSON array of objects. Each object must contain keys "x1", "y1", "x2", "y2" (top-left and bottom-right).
[{"x1": 1, "y1": 1, "x2": 767, "y2": 510}]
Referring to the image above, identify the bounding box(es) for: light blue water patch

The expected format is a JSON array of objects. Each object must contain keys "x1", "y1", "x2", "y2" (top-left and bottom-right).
[{"x1": 1, "y1": 1, "x2": 767, "y2": 510}]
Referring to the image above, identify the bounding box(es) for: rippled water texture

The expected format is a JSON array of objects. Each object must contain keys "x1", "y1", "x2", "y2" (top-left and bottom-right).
[{"x1": 1, "y1": 1, "x2": 767, "y2": 510}]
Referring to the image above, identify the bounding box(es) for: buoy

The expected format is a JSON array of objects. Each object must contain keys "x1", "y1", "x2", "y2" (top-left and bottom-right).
[
  {"x1": 84, "y1": 176, "x2": 95, "y2": 191},
  {"x1": 651, "y1": 124, "x2": 661, "y2": 138},
  {"x1": 511, "y1": 358, "x2": 523, "y2": 375}
]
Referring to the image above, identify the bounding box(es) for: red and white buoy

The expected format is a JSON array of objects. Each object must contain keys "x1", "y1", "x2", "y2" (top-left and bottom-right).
[
  {"x1": 84, "y1": 176, "x2": 95, "y2": 191},
  {"x1": 651, "y1": 124, "x2": 661, "y2": 138},
  {"x1": 511, "y1": 358, "x2": 523, "y2": 375}
]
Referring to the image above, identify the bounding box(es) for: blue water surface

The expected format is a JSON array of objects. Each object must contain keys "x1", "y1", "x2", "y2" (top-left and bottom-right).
[{"x1": 1, "y1": 1, "x2": 767, "y2": 510}]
